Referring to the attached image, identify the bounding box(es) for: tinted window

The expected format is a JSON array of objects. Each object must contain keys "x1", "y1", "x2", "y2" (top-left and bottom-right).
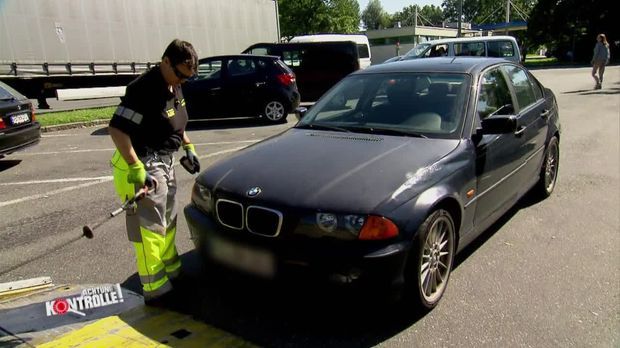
[
  {"x1": 455, "y1": 42, "x2": 485, "y2": 57},
  {"x1": 501, "y1": 65, "x2": 538, "y2": 110},
  {"x1": 487, "y1": 40, "x2": 515, "y2": 58},
  {"x1": 227, "y1": 58, "x2": 257, "y2": 77},
  {"x1": 477, "y1": 68, "x2": 513, "y2": 119},
  {"x1": 357, "y1": 44, "x2": 370, "y2": 58},
  {"x1": 282, "y1": 50, "x2": 302, "y2": 66},
  {"x1": 196, "y1": 60, "x2": 223, "y2": 80}
]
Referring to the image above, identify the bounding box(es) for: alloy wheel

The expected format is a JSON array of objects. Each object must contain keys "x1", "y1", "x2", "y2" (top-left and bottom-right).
[
  {"x1": 264, "y1": 101, "x2": 285, "y2": 122},
  {"x1": 419, "y1": 212, "x2": 455, "y2": 305}
]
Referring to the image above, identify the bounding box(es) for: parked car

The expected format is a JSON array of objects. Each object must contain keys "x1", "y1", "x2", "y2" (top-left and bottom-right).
[
  {"x1": 182, "y1": 55, "x2": 300, "y2": 123},
  {"x1": 184, "y1": 58, "x2": 560, "y2": 309},
  {"x1": 0, "y1": 81, "x2": 40, "y2": 158},
  {"x1": 388, "y1": 36, "x2": 522, "y2": 63},
  {"x1": 243, "y1": 42, "x2": 360, "y2": 102}
]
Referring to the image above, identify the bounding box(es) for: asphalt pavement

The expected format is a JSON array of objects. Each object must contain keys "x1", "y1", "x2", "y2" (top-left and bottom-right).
[{"x1": 2, "y1": 66, "x2": 619, "y2": 347}]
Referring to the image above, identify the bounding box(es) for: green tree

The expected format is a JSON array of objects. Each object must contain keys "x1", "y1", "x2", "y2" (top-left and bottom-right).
[
  {"x1": 392, "y1": 5, "x2": 444, "y2": 26},
  {"x1": 441, "y1": 0, "x2": 534, "y2": 25},
  {"x1": 527, "y1": 0, "x2": 615, "y2": 62},
  {"x1": 278, "y1": 0, "x2": 360, "y2": 38},
  {"x1": 361, "y1": 0, "x2": 391, "y2": 30}
]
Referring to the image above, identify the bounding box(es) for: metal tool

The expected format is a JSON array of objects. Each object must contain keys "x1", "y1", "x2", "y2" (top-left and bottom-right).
[{"x1": 82, "y1": 188, "x2": 149, "y2": 238}]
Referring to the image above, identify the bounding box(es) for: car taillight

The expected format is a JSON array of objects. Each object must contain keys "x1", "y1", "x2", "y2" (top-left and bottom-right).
[
  {"x1": 358, "y1": 216, "x2": 399, "y2": 240},
  {"x1": 0, "y1": 117, "x2": 5, "y2": 129},
  {"x1": 276, "y1": 73, "x2": 295, "y2": 86},
  {"x1": 30, "y1": 104, "x2": 36, "y2": 122}
]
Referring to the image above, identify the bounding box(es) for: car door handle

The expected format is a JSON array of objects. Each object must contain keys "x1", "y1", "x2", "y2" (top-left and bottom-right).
[
  {"x1": 255, "y1": 82, "x2": 266, "y2": 87},
  {"x1": 540, "y1": 109, "x2": 550, "y2": 119},
  {"x1": 514, "y1": 125, "x2": 526, "y2": 137}
]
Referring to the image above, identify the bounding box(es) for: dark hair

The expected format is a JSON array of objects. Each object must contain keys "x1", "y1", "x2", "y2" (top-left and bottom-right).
[{"x1": 162, "y1": 39, "x2": 198, "y2": 71}]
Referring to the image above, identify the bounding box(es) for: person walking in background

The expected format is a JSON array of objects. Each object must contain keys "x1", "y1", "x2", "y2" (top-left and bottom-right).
[
  {"x1": 108, "y1": 39, "x2": 200, "y2": 305},
  {"x1": 591, "y1": 33, "x2": 610, "y2": 89}
]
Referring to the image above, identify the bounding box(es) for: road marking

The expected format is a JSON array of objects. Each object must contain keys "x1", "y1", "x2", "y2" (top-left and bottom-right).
[
  {"x1": 0, "y1": 147, "x2": 247, "y2": 208},
  {"x1": 41, "y1": 134, "x2": 78, "y2": 137},
  {"x1": 0, "y1": 176, "x2": 113, "y2": 186},
  {"x1": 22, "y1": 140, "x2": 261, "y2": 156}
]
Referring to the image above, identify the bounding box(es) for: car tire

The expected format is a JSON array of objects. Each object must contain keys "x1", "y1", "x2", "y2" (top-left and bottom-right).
[
  {"x1": 262, "y1": 100, "x2": 287, "y2": 123},
  {"x1": 405, "y1": 209, "x2": 456, "y2": 310},
  {"x1": 534, "y1": 136, "x2": 559, "y2": 198}
]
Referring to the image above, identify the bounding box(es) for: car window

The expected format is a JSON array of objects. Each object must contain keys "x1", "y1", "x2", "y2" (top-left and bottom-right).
[
  {"x1": 281, "y1": 50, "x2": 302, "y2": 67},
  {"x1": 403, "y1": 43, "x2": 431, "y2": 59},
  {"x1": 299, "y1": 73, "x2": 470, "y2": 138},
  {"x1": 501, "y1": 65, "x2": 539, "y2": 110},
  {"x1": 428, "y1": 44, "x2": 448, "y2": 57},
  {"x1": 477, "y1": 68, "x2": 514, "y2": 119},
  {"x1": 487, "y1": 40, "x2": 515, "y2": 58},
  {"x1": 227, "y1": 58, "x2": 257, "y2": 77},
  {"x1": 455, "y1": 42, "x2": 485, "y2": 57},
  {"x1": 196, "y1": 60, "x2": 223, "y2": 80},
  {"x1": 357, "y1": 44, "x2": 370, "y2": 58}
]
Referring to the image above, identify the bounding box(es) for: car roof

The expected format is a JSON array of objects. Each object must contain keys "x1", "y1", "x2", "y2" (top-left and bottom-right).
[
  {"x1": 199, "y1": 54, "x2": 279, "y2": 61},
  {"x1": 416, "y1": 35, "x2": 518, "y2": 46},
  {"x1": 356, "y1": 57, "x2": 511, "y2": 76}
]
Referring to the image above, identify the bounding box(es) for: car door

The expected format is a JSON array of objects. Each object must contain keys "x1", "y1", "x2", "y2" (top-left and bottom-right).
[
  {"x1": 472, "y1": 66, "x2": 525, "y2": 229},
  {"x1": 182, "y1": 57, "x2": 224, "y2": 119},
  {"x1": 221, "y1": 57, "x2": 261, "y2": 117},
  {"x1": 500, "y1": 64, "x2": 549, "y2": 191}
]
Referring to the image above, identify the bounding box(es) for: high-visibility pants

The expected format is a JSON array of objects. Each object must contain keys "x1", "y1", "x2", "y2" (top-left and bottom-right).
[{"x1": 111, "y1": 150, "x2": 181, "y2": 300}]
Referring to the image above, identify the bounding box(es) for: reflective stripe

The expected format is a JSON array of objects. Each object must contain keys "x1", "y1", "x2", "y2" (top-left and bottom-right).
[
  {"x1": 139, "y1": 268, "x2": 167, "y2": 284},
  {"x1": 167, "y1": 267, "x2": 181, "y2": 280},
  {"x1": 142, "y1": 280, "x2": 173, "y2": 300},
  {"x1": 114, "y1": 106, "x2": 144, "y2": 125},
  {"x1": 163, "y1": 255, "x2": 180, "y2": 267}
]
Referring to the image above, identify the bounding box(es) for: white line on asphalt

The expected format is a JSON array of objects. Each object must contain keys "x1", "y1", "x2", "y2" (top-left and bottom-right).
[
  {"x1": 0, "y1": 176, "x2": 113, "y2": 186},
  {"x1": 41, "y1": 134, "x2": 78, "y2": 137},
  {"x1": 21, "y1": 140, "x2": 261, "y2": 156},
  {"x1": 0, "y1": 147, "x2": 247, "y2": 208}
]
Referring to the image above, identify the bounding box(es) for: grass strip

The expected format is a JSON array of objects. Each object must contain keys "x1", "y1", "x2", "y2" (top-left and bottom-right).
[{"x1": 36, "y1": 106, "x2": 115, "y2": 127}]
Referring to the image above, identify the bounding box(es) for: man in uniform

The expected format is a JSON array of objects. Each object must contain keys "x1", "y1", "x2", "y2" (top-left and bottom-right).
[{"x1": 108, "y1": 39, "x2": 200, "y2": 304}]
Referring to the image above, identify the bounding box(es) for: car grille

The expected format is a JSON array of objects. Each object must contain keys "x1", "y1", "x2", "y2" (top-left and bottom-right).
[{"x1": 215, "y1": 199, "x2": 283, "y2": 237}]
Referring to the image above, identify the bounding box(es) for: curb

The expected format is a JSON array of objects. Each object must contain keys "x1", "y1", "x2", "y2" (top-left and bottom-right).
[{"x1": 41, "y1": 119, "x2": 110, "y2": 133}]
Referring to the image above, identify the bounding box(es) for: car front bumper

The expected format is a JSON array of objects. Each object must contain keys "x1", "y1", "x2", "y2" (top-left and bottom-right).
[
  {"x1": 184, "y1": 204, "x2": 410, "y2": 295},
  {"x1": 0, "y1": 123, "x2": 41, "y2": 155}
]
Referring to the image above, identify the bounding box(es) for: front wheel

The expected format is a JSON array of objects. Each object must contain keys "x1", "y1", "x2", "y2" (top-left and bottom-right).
[
  {"x1": 262, "y1": 100, "x2": 287, "y2": 123},
  {"x1": 534, "y1": 136, "x2": 559, "y2": 198},
  {"x1": 405, "y1": 209, "x2": 456, "y2": 310}
]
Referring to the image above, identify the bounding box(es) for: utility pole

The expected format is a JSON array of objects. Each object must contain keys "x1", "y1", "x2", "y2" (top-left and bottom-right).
[
  {"x1": 457, "y1": 0, "x2": 462, "y2": 37},
  {"x1": 274, "y1": 0, "x2": 281, "y2": 42},
  {"x1": 414, "y1": 6, "x2": 418, "y2": 44},
  {"x1": 505, "y1": 0, "x2": 510, "y2": 35}
]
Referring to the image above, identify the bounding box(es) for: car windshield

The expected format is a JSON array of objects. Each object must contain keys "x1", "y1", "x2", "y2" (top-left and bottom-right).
[
  {"x1": 403, "y1": 43, "x2": 431, "y2": 59},
  {"x1": 296, "y1": 73, "x2": 470, "y2": 139}
]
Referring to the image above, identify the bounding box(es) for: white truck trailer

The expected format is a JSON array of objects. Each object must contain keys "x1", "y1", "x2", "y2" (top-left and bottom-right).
[{"x1": 0, "y1": 0, "x2": 280, "y2": 107}]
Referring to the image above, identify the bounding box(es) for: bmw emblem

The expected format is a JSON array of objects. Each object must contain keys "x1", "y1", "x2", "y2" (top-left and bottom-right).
[{"x1": 246, "y1": 186, "x2": 262, "y2": 197}]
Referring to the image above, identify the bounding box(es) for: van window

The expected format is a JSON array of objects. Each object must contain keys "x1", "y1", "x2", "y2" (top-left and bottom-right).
[
  {"x1": 455, "y1": 42, "x2": 485, "y2": 57},
  {"x1": 357, "y1": 44, "x2": 370, "y2": 58},
  {"x1": 488, "y1": 41, "x2": 515, "y2": 58},
  {"x1": 282, "y1": 50, "x2": 302, "y2": 67}
]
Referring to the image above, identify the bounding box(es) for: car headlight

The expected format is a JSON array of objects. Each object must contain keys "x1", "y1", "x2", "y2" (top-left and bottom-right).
[
  {"x1": 191, "y1": 183, "x2": 213, "y2": 213},
  {"x1": 301, "y1": 213, "x2": 398, "y2": 240}
]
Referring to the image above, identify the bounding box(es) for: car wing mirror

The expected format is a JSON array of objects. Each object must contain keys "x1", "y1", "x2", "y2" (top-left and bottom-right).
[
  {"x1": 295, "y1": 107, "x2": 308, "y2": 121},
  {"x1": 480, "y1": 115, "x2": 518, "y2": 134}
]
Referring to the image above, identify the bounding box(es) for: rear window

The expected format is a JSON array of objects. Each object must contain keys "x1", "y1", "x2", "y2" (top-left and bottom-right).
[
  {"x1": 357, "y1": 44, "x2": 370, "y2": 58},
  {"x1": 0, "y1": 82, "x2": 25, "y2": 100},
  {"x1": 487, "y1": 41, "x2": 515, "y2": 58},
  {"x1": 275, "y1": 60, "x2": 294, "y2": 74}
]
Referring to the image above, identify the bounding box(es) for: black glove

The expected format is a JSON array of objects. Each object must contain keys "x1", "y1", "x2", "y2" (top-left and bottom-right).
[{"x1": 181, "y1": 143, "x2": 200, "y2": 174}]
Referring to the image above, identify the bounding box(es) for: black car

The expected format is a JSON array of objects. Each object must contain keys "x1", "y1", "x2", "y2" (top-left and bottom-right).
[
  {"x1": 184, "y1": 58, "x2": 560, "y2": 309},
  {"x1": 182, "y1": 55, "x2": 300, "y2": 123},
  {"x1": 0, "y1": 81, "x2": 41, "y2": 158}
]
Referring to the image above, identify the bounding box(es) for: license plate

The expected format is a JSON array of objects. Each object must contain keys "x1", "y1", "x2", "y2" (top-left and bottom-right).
[
  {"x1": 208, "y1": 236, "x2": 275, "y2": 277},
  {"x1": 10, "y1": 113, "x2": 30, "y2": 125}
]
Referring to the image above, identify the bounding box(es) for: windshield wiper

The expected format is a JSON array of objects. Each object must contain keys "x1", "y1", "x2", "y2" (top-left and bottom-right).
[
  {"x1": 295, "y1": 123, "x2": 351, "y2": 133},
  {"x1": 344, "y1": 126, "x2": 428, "y2": 138}
]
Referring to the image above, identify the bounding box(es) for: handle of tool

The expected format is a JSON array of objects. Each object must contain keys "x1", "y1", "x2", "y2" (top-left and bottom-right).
[{"x1": 110, "y1": 207, "x2": 124, "y2": 217}]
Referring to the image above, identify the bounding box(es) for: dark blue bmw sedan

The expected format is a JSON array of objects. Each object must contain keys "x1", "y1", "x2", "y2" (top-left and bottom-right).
[{"x1": 184, "y1": 57, "x2": 560, "y2": 310}]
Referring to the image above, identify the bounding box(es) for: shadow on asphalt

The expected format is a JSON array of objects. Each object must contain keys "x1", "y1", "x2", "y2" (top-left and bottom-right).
[
  {"x1": 563, "y1": 86, "x2": 620, "y2": 95},
  {"x1": 121, "y1": 250, "x2": 424, "y2": 348},
  {"x1": 0, "y1": 159, "x2": 22, "y2": 172},
  {"x1": 90, "y1": 127, "x2": 109, "y2": 136}
]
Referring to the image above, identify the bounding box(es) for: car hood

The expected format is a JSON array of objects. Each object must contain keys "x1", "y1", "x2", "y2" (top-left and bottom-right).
[{"x1": 199, "y1": 128, "x2": 460, "y2": 213}]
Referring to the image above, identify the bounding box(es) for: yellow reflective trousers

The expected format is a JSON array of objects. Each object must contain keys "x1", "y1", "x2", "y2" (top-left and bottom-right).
[{"x1": 111, "y1": 150, "x2": 181, "y2": 300}]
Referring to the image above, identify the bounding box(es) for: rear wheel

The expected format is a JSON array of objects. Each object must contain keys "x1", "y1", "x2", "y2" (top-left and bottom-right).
[
  {"x1": 405, "y1": 209, "x2": 456, "y2": 310},
  {"x1": 534, "y1": 136, "x2": 559, "y2": 198},
  {"x1": 262, "y1": 100, "x2": 287, "y2": 123}
]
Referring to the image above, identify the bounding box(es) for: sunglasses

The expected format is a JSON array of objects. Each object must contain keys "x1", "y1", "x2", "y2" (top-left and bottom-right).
[{"x1": 172, "y1": 63, "x2": 195, "y2": 80}]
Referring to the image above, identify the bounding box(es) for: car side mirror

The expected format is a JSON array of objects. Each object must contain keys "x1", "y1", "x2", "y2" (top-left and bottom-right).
[
  {"x1": 295, "y1": 107, "x2": 308, "y2": 121},
  {"x1": 480, "y1": 115, "x2": 518, "y2": 134}
]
